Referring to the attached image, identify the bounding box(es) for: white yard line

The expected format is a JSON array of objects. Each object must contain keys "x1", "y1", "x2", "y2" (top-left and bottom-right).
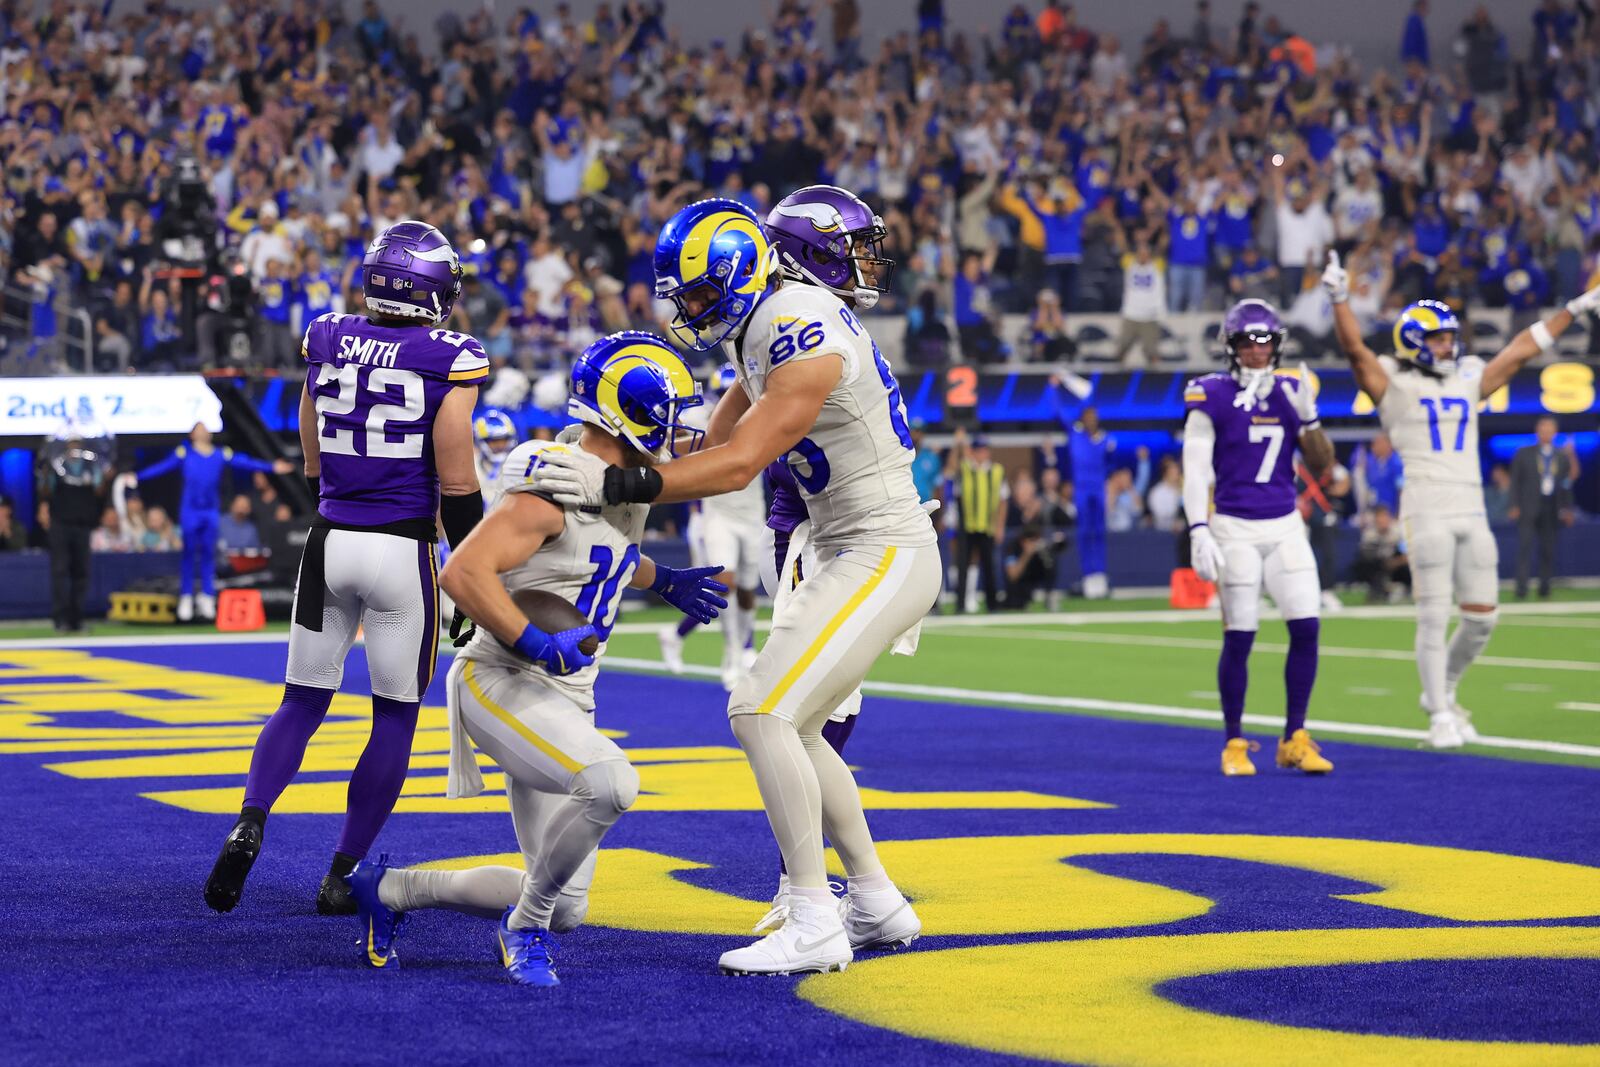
[
  {"x1": 1558, "y1": 702, "x2": 1600, "y2": 713},
  {"x1": 915, "y1": 625, "x2": 1600, "y2": 672},
  {"x1": 601, "y1": 656, "x2": 1600, "y2": 761}
]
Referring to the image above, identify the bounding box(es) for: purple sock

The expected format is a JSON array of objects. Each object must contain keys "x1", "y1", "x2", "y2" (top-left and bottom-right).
[
  {"x1": 676, "y1": 616, "x2": 699, "y2": 639},
  {"x1": 242, "y1": 683, "x2": 336, "y2": 812},
  {"x1": 333, "y1": 695, "x2": 420, "y2": 860},
  {"x1": 1218, "y1": 630, "x2": 1255, "y2": 741},
  {"x1": 1284, "y1": 617, "x2": 1320, "y2": 739},
  {"x1": 821, "y1": 714, "x2": 857, "y2": 753}
]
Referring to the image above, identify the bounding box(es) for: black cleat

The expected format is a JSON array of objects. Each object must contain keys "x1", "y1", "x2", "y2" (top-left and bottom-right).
[
  {"x1": 204, "y1": 820, "x2": 263, "y2": 913},
  {"x1": 316, "y1": 873, "x2": 357, "y2": 916}
]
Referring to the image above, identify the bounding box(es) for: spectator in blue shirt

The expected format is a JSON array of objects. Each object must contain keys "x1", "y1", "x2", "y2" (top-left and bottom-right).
[
  {"x1": 1150, "y1": 184, "x2": 1214, "y2": 312},
  {"x1": 1502, "y1": 246, "x2": 1550, "y2": 330},
  {"x1": 254, "y1": 258, "x2": 297, "y2": 369},
  {"x1": 296, "y1": 249, "x2": 342, "y2": 325},
  {"x1": 1353, "y1": 433, "x2": 1405, "y2": 519},
  {"x1": 1401, "y1": 0, "x2": 1430, "y2": 66},
  {"x1": 217, "y1": 494, "x2": 262, "y2": 552},
  {"x1": 1229, "y1": 246, "x2": 1279, "y2": 297}
]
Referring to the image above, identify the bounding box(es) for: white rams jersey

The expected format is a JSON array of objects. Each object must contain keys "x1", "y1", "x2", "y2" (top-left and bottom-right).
[
  {"x1": 1376, "y1": 355, "x2": 1486, "y2": 518},
  {"x1": 476, "y1": 452, "x2": 510, "y2": 505},
  {"x1": 683, "y1": 402, "x2": 767, "y2": 526},
  {"x1": 459, "y1": 439, "x2": 649, "y2": 709},
  {"x1": 724, "y1": 283, "x2": 933, "y2": 549}
]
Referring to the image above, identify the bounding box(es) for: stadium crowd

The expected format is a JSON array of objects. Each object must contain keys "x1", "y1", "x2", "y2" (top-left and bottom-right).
[{"x1": 0, "y1": 0, "x2": 1596, "y2": 375}]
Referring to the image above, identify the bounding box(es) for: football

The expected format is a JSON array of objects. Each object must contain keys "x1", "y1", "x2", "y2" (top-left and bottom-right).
[{"x1": 511, "y1": 588, "x2": 600, "y2": 656}]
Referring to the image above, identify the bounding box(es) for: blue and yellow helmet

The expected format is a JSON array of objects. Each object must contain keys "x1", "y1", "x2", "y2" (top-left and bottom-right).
[
  {"x1": 1393, "y1": 299, "x2": 1461, "y2": 366},
  {"x1": 569, "y1": 331, "x2": 705, "y2": 459},
  {"x1": 653, "y1": 198, "x2": 778, "y2": 351},
  {"x1": 472, "y1": 408, "x2": 517, "y2": 460}
]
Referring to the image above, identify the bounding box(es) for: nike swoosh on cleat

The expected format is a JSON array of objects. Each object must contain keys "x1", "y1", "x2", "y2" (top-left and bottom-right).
[
  {"x1": 367, "y1": 921, "x2": 389, "y2": 967},
  {"x1": 794, "y1": 933, "x2": 843, "y2": 953}
]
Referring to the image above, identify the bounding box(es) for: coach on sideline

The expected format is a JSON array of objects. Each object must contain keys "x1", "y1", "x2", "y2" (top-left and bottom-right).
[{"x1": 1509, "y1": 417, "x2": 1577, "y2": 599}]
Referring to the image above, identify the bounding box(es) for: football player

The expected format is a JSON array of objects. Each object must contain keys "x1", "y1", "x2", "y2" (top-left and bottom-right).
[
  {"x1": 348, "y1": 332, "x2": 727, "y2": 985},
  {"x1": 472, "y1": 408, "x2": 518, "y2": 504},
  {"x1": 529, "y1": 197, "x2": 938, "y2": 976},
  {"x1": 1324, "y1": 253, "x2": 1600, "y2": 746},
  {"x1": 1184, "y1": 300, "x2": 1336, "y2": 775},
  {"x1": 661, "y1": 364, "x2": 764, "y2": 689},
  {"x1": 205, "y1": 222, "x2": 489, "y2": 916}
]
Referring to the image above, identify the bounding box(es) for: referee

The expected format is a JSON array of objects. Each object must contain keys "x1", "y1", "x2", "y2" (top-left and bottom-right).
[{"x1": 953, "y1": 432, "x2": 1005, "y2": 613}]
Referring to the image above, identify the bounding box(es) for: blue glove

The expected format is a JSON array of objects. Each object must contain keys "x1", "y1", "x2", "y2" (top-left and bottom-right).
[
  {"x1": 650, "y1": 564, "x2": 729, "y2": 624},
  {"x1": 513, "y1": 622, "x2": 597, "y2": 676}
]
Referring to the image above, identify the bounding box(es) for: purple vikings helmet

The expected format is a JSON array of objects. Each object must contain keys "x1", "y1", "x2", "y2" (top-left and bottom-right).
[
  {"x1": 361, "y1": 220, "x2": 464, "y2": 325},
  {"x1": 1218, "y1": 298, "x2": 1287, "y2": 376},
  {"x1": 766, "y1": 185, "x2": 894, "y2": 309}
]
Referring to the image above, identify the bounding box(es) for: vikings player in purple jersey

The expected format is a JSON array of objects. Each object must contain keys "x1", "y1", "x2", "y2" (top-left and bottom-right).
[
  {"x1": 1183, "y1": 299, "x2": 1336, "y2": 776},
  {"x1": 205, "y1": 221, "x2": 489, "y2": 916}
]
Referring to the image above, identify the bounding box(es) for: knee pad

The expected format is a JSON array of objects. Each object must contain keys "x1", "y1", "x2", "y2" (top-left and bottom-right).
[
  {"x1": 1459, "y1": 608, "x2": 1498, "y2": 639},
  {"x1": 572, "y1": 760, "x2": 639, "y2": 822},
  {"x1": 1415, "y1": 598, "x2": 1450, "y2": 650}
]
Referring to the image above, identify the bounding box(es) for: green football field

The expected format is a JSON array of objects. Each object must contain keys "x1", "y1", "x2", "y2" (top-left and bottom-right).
[
  {"x1": 600, "y1": 589, "x2": 1600, "y2": 770},
  {"x1": 9, "y1": 588, "x2": 1596, "y2": 768}
]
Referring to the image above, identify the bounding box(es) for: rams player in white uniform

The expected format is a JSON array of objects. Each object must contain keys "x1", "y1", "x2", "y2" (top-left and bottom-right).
[
  {"x1": 472, "y1": 408, "x2": 518, "y2": 503},
  {"x1": 344, "y1": 333, "x2": 727, "y2": 986},
  {"x1": 531, "y1": 198, "x2": 940, "y2": 976},
  {"x1": 663, "y1": 364, "x2": 766, "y2": 689},
  {"x1": 1325, "y1": 252, "x2": 1600, "y2": 747}
]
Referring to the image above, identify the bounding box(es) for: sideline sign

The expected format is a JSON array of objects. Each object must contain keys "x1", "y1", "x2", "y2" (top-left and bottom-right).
[{"x1": 0, "y1": 376, "x2": 223, "y2": 436}]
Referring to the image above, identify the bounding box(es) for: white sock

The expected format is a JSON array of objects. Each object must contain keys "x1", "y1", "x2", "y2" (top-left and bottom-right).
[
  {"x1": 1415, "y1": 595, "x2": 1450, "y2": 713},
  {"x1": 801, "y1": 729, "x2": 882, "y2": 879},
  {"x1": 1445, "y1": 610, "x2": 1498, "y2": 699},
  {"x1": 378, "y1": 865, "x2": 524, "y2": 919},
  {"x1": 732, "y1": 713, "x2": 825, "y2": 886}
]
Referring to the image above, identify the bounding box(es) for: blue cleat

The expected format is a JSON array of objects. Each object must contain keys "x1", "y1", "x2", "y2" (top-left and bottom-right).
[
  {"x1": 497, "y1": 908, "x2": 560, "y2": 986},
  {"x1": 349, "y1": 854, "x2": 406, "y2": 969}
]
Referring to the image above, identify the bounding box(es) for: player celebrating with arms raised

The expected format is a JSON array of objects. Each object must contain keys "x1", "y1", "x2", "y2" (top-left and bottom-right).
[
  {"x1": 1323, "y1": 253, "x2": 1600, "y2": 747},
  {"x1": 530, "y1": 198, "x2": 938, "y2": 976},
  {"x1": 1184, "y1": 299, "x2": 1336, "y2": 776}
]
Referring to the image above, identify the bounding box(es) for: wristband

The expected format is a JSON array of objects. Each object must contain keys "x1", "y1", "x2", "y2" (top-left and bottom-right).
[
  {"x1": 440, "y1": 489, "x2": 485, "y2": 550},
  {"x1": 1529, "y1": 320, "x2": 1556, "y2": 354},
  {"x1": 603, "y1": 465, "x2": 664, "y2": 505},
  {"x1": 307, "y1": 475, "x2": 319, "y2": 501},
  {"x1": 1302, "y1": 418, "x2": 1321, "y2": 431},
  {"x1": 1188, "y1": 522, "x2": 1209, "y2": 532},
  {"x1": 649, "y1": 565, "x2": 674, "y2": 594}
]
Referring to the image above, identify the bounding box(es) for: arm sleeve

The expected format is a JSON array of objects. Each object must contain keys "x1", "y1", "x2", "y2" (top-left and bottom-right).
[
  {"x1": 440, "y1": 489, "x2": 484, "y2": 551},
  {"x1": 136, "y1": 448, "x2": 185, "y2": 482},
  {"x1": 1181, "y1": 409, "x2": 1216, "y2": 528}
]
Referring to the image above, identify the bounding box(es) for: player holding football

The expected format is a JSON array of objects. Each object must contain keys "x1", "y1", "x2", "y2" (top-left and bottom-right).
[
  {"x1": 530, "y1": 196, "x2": 937, "y2": 976},
  {"x1": 348, "y1": 331, "x2": 727, "y2": 985},
  {"x1": 1185, "y1": 299, "x2": 1336, "y2": 776},
  {"x1": 1323, "y1": 253, "x2": 1600, "y2": 746},
  {"x1": 205, "y1": 222, "x2": 489, "y2": 916}
]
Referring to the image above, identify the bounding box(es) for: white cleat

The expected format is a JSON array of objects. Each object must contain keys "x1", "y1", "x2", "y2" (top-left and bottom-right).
[
  {"x1": 752, "y1": 873, "x2": 791, "y2": 933},
  {"x1": 719, "y1": 894, "x2": 851, "y2": 976},
  {"x1": 1425, "y1": 712, "x2": 1465, "y2": 750},
  {"x1": 1452, "y1": 707, "x2": 1480, "y2": 744},
  {"x1": 176, "y1": 595, "x2": 194, "y2": 622},
  {"x1": 657, "y1": 625, "x2": 685, "y2": 674},
  {"x1": 841, "y1": 882, "x2": 921, "y2": 952},
  {"x1": 196, "y1": 592, "x2": 217, "y2": 620}
]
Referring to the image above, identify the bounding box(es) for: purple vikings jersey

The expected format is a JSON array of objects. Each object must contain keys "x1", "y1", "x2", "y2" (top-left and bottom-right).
[
  {"x1": 1184, "y1": 372, "x2": 1304, "y2": 521},
  {"x1": 765, "y1": 458, "x2": 809, "y2": 535},
  {"x1": 303, "y1": 312, "x2": 490, "y2": 526}
]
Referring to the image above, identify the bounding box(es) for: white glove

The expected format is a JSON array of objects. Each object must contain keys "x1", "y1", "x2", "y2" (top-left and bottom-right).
[
  {"x1": 1566, "y1": 284, "x2": 1600, "y2": 318},
  {"x1": 1189, "y1": 524, "x2": 1224, "y2": 583},
  {"x1": 117, "y1": 472, "x2": 138, "y2": 490},
  {"x1": 524, "y1": 444, "x2": 611, "y2": 507},
  {"x1": 920, "y1": 498, "x2": 942, "y2": 515},
  {"x1": 1232, "y1": 368, "x2": 1275, "y2": 411},
  {"x1": 1288, "y1": 363, "x2": 1320, "y2": 426},
  {"x1": 1321, "y1": 250, "x2": 1349, "y2": 304}
]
